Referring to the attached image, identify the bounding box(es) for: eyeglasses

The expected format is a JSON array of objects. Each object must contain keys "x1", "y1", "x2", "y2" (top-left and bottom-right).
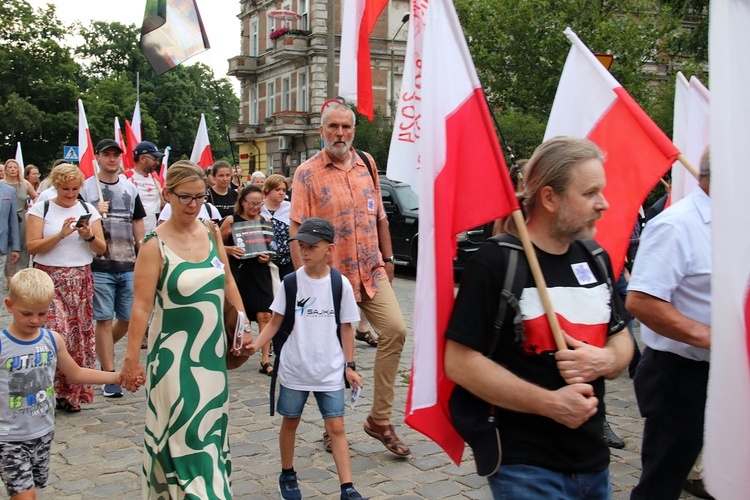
[
  {"x1": 172, "y1": 193, "x2": 209, "y2": 205},
  {"x1": 244, "y1": 201, "x2": 263, "y2": 207}
]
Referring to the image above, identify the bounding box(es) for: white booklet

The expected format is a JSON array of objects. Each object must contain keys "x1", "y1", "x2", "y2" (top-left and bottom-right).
[{"x1": 233, "y1": 311, "x2": 246, "y2": 351}]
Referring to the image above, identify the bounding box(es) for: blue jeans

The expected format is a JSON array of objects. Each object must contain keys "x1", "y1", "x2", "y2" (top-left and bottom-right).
[
  {"x1": 276, "y1": 385, "x2": 345, "y2": 419},
  {"x1": 92, "y1": 271, "x2": 134, "y2": 321},
  {"x1": 487, "y1": 464, "x2": 611, "y2": 499}
]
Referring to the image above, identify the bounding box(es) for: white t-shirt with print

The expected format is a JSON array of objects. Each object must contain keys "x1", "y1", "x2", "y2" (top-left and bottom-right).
[
  {"x1": 129, "y1": 171, "x2": 162, "y2": 233},
  {"x1": 27, "y1": 200, "x2": 102, "y2": 267},
  {"x1": 271, "y1": 267, "x2": 359, "y2": 391}
]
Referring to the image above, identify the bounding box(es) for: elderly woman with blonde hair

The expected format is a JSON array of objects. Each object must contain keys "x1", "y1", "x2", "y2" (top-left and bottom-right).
[{"x1": 26, "y1": 163, "x2": 106, "y2": 413}]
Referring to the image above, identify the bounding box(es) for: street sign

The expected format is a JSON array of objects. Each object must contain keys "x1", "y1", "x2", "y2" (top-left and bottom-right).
[{"x1": 63, "y1": 146, "x2": 79, "y2": 162}]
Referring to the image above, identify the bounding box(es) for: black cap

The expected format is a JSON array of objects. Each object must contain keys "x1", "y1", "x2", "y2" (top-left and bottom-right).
[
  {"x1": 134, "y1": 141, "x2": 165, "y2": 157},
  {"x1": 95, "y1": 139, "x2": 123, "y2": 154},
  {"x1": 290, "y1": 217, "x2": 335, "y2": 244}
]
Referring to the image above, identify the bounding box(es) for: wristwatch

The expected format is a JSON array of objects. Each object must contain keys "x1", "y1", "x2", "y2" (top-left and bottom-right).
[
  {"x1": 243, "y1": 324, "x2": 253, "y2": 333},
  {"x1": 345, "y1": 361, "x2": 356, "y2": 371},
  {"x1": 84, "y1": 235, "x2": 96, "y2": 242},
  {"x1": 383, "y1": 256, "x2": 396, "y2": 264}
]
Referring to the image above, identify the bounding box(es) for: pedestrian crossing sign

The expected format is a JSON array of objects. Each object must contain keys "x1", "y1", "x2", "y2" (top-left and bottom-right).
[{"x1": 63, "y1": 146, "x2": 79, "y2": 162}]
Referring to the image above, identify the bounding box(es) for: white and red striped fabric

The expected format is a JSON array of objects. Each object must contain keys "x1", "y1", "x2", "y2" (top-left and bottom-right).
[
  {"x1": 124, "y1": 119, "x2": 139, "y2": 170},
  {"x1": 14, "y1": 142, "x2": 24, "y2": 170},
  {"x1": 389, "y1": 0, "x2": 518, "y2": 464},
  {"x1": 671, "y1": 72, "x2": 709, "y2": 204},
  {"x1": 77, "y1": 99, "x2": 97, "y2": 179},
  {"x1": 544, "y1": 28, "x2": 679, "y2": 277},
  {"x1": 157, "y1": 146, "x2": 170, "y2": 187},
  {"x1": 190, "y1": 114, "x2": 213, "y2": 168},
  {"x1": 132, "y1": 100, "x2": 143, "y2": 143},
  {"x1": 704, "y1": 1, "x2": 750, "y2": 497},
  {"x1": 338, "y1": 0, "x2": 388, "y2": 120},
  {"x1": 115, "y1": 117, "x2": 135, "y2": 170}
]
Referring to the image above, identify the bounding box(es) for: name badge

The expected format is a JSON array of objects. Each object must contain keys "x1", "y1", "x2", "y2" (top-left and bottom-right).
[
  {"x1": 211, "y1": 256, "x2": 224, "y2": 271},
  {"x1": 571, "y1": 262, "x2": 597, "y2": 285},
  {"x1": 367, "y1": 198, "x2": 375, "y2": 211}
]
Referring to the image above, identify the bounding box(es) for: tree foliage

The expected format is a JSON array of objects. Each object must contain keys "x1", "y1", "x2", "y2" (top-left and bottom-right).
[{"x1": 1, "y1": 0, "x2": 239, "y2": 172}]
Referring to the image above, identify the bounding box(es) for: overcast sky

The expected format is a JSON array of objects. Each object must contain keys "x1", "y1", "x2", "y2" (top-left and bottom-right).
[{"x1": 28, "y1": 0, "x2": 241, "y2": 94}]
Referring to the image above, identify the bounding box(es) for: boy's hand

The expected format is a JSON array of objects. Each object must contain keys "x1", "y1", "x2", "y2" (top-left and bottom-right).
[{"x1": 346, "y1": 369, "x2": 363, "y2": 390}]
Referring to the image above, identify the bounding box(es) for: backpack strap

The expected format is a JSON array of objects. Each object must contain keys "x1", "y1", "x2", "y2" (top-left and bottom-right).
[
  {"x1": 356, "y1": 149, "x2": 375, "y2": 183},
  {"x1": 270, "y1": 271, "x2": 298, "y2": 416},
  {"x1": 578, "y1": 239, "x2": 627, "y2": 334},
  {"x1": 486, "y1": 233, "x2": 527, "y2": 355},
  {"x1": 43, "y1": 199, "x2": 89, "y2": 218},
  {"x1": 329, "y1": 267, "x2": 349, "y2": 389}
]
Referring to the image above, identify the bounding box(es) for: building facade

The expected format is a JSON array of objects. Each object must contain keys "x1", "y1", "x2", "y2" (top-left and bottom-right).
[{"x1": 228, "y1": 0, "x2": 409, "y2": 178}]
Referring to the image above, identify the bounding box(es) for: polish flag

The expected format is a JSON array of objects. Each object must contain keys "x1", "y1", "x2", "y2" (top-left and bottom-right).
[
  {"x1": 115, "y1": 117, "x2": 134, "y2": 170},
  {"x1": 14, "y1": 142, "x2": 24, "y2": 170},
  {"x1": 190, "y1": 114, "x2": 213, "y2": 168},
  {"x1": 544, "y1": 28, "x2": 679, "y2": 277},
  {"x1": 157, "y1": 146, "x2": 171, "y2": 187},
  {"x1": 389, "y1": 0, "x2": 518, "y2": 463},
  {"x1": 124, "y1": 119, "x2": 139, "y2": 170},
  {"x1": 77, "y1": 99, "x2": 97, "y2": 179},
  {"x1": 338, "y1": 0, "x2": 388, "y2": 120},
  {"x1": 671, "y1": 72, "x2": 709, "y2": 204},
  {"x1": 132, "y1": 100, "x2": 142, "y2": 143},
  {"x1": 704, "y1": 0, "x2": 750, "y2": 497}
]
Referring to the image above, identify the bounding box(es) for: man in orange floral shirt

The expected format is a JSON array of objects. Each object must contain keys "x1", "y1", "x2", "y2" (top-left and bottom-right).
[{"x1": 290, "y1": 100, "x2": 410, "y2": 457}]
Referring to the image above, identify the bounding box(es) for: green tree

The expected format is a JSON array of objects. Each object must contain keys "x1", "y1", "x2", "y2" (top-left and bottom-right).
[
  {"x1": 0, "y1": 0, "x2": 79, "y2": 170},
  {"x1": 352, "y1": 107, "x2": 392, "y2": 170}
]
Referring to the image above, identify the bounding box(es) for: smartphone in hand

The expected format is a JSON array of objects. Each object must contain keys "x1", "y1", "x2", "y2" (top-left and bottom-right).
[{"x1": 76, "y1": 213, "x2": 92, "y2": 228}]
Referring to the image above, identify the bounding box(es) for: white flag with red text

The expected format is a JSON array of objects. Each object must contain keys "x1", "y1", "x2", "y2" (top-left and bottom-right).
[
  {"x1": 545, "y1": 28, "x2": 679, "y2": 277},
  {"x1": 671, "y1": 72, "x2": 709, "y2": 204},
  {"x1": 77, "y1": 99, "x2": 96, "y2": 179},
  {"x1": 190, "y1": 114, "x2": 213, "y2": 168},
  {"x1": 390, "y1": 0, "x2": 518, "y2": 464},
  {"x1": 338, "y1": 0, "x2": 388, "y2": 120},
  {"x1": 704, "y1": 1, "x2": 750, "y2": 497}
]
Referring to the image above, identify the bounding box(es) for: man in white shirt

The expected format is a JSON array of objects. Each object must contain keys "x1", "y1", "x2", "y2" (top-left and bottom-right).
[
  {"x1": 127, "y1": 141, "x2": 165, "y2": 233},
  {"x1": 628, "y1": 148, "x2": 712, "y2": 500}
]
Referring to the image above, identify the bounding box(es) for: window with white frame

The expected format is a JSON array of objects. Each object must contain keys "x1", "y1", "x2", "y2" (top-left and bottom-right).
[
  {"x1": 267, "y1": 17, "x2": 276, "y2": 50},
  {"x1": 250, "y1": 87, "x2": 258, "y2": 123},
  {"x1": 298, "y1": 0, "x2": 309, "y2": 30},
  {"x1": 281, "y1": 1, "x2": 293, "y2": 28},
  {"x1": 282, "y1": 76, "x2": 291, "y2": 111},
  {"x1": 250, "y1": 19, "x2": 259, "y2": 56},
  {"x1": 268, "y1": 81, "x2": 276, "y2": 115},
  {"x1": 297, "y1": 70, "x2": 308, "y2": 112}
]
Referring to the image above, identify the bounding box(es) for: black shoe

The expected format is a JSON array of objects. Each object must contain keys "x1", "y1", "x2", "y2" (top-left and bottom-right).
[
  {"x1": 684, "y1": 479, "x2": 715, "y2": 499},
  {"x1": 603, "y1": 420, "x2": 624, "y2": 449}
]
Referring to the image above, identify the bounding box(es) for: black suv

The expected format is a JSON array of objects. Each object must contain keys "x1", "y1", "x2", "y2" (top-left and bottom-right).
[{"x1": 379, "y1": 175, "x2": 485, "y2": 269}]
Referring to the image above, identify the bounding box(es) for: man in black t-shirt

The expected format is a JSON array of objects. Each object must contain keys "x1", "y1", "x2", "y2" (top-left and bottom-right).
[{"x1": 444, "y1": 137, "x2": 633, "y2": 499}]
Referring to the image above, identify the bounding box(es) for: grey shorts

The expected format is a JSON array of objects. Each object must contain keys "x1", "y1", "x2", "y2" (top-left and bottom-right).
[{"x1": 0, "y1": 431, "x2": 54, "y2": 496}]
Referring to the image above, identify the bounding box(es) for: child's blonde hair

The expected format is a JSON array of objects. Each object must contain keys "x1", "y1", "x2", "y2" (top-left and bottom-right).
[{"x1": 9, "y1": 269, "x2": 55, "y2": 304}]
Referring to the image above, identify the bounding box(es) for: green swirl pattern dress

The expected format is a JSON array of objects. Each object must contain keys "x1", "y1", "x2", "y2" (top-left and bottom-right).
[{"x1": 142, "y1": 225, "x2": 232, "y2": 499}]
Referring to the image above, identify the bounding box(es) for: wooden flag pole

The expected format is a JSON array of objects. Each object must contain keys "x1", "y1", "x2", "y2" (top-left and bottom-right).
[
  {"x1": 93, "y1": 159, "x2": 106, "y2": 219},
  {"x1": 677, "y1": 153, "x2": 700, "y2": 180},
  {"x1": 511, "y1": 209, "x2": 567, "y2": 351},
  {"x1": 660, "y1": 178, "x2": 670, "y2": 189}
]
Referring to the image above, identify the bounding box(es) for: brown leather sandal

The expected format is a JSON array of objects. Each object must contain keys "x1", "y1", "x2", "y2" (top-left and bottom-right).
[
  {"x1": 355, "y1": 329, "x2": 379, "y2": 347},
  {"x1": 363, "y1": 415, "x2": 410, "y2": 457}
]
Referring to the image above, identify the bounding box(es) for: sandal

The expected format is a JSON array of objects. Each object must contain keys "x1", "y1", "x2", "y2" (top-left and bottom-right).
[
  {"x1": 55, "y1": 398, "x2": 81, "y2": 413},
  {"x1": 363, "y1": 415, "x2": 410, "y2": 457},
  {"x1": 259, "y1": 362, "x2": 274, "y2": 376},
  {"x1": 355, "y1": 329, "x2": 379, "y2": 347}
]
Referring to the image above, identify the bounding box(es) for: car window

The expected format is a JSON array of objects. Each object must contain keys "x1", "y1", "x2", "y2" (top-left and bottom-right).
[{"x1": 394, "y1": 185, "x2": 419, "y2": 211}]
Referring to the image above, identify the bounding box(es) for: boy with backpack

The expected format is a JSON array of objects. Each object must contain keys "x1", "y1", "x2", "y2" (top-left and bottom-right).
[{"x1": 244, "y1": 217, "x2": 365, "y2": 500}]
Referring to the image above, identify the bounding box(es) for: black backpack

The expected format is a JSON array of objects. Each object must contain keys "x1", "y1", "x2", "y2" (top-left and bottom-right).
[
  {"x1": 268, "y1": 268, "x2": 344, "y2": 415},
  {"x1": 449, "y1": 233, "x2": 625, "y2": 476}
]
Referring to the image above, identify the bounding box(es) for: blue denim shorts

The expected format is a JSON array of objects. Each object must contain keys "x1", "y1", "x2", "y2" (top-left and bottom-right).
[
  {"x1": 92, "y1": 271, "x2": 134, "y2": 321},
  {"x1": 276, "y1": 385, "x2": 345, "y2": 419},
  {"x1": 487, "y1": 464, "x2": 611, "y2": 500}
]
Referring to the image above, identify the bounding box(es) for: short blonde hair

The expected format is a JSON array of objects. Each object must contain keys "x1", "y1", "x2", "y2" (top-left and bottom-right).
[
  {"x1": 49, "y1": 163, "x2": 84, "y2": 190},
  {"x1": 263, "y1": 174, "x2": 287, "y2": 195},
  {"x1": 9, "y1": 268, "x2": 55, "y2": 304},
  {"x1": 165, "y1": 160, "x2": 206, "y2": 191}
]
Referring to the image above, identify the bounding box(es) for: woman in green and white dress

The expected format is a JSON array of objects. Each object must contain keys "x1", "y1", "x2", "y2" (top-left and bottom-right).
[{"x1": 121, "y1": 161, "x2": 248, "y2": 499}]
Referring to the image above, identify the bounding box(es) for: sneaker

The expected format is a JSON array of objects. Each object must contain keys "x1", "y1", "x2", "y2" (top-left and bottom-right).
[
  {"x1": 340, "y1": 486, "x2": 366, "y2": 500},
  {"x1": 278, "y1": 471, "x2": 302, "y2": 500},
  {"x1": 102, "y1": 383, "x2": 123, "y2": 398}
]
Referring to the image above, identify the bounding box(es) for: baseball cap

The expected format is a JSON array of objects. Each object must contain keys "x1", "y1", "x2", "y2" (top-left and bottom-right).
[
  {"x1": 290, "y1": 217, "x2": 335, "y2": 244},
  {"x1": 134, "y1": 141, "x2": 165, "y2": 157},
  {"x1": 95, "y1": 139, "x2": 123, "y2": 154}
]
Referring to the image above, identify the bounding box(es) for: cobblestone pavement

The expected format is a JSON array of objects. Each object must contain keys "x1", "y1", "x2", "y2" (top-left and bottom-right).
[{"x1": 0, "y1": 274, "x2": 701, "y2": 499}]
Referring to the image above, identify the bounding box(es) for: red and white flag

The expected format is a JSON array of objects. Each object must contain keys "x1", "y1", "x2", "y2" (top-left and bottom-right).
[
  {"x1": 338, "y1": 0, "x2": 388, "y2": 120},
  {"x1": 544, "y1": 28, "x2": 679, "y2": 277},
  {"x1": 671, "y1": 72, "x2": 709, "y2": 204},
  {"x1": 389, "y1": 0, "x2": 518, "y2": 464},
  {"x1": 14, "y1": 142, "x2": 24, "y2": 170},
  {"x1": 132, "y1": 100, "x2": 143, "y2": 143},
  {"x1": 124, "y1": 119, "x2": 139, "y2": 171},
  {"x1": 115, "y1": 117, "x2": 135, "y2": 170},
  {"x1": 77, "y1": 99, "x2": 97, "y2": 179},
  {"x1": 704, "y1": 1, "x2": 750, "y2": 497},
  {"x1": 190, "y1": 114, "x2": 213, "y2": 168},
  {"x1": 157, "y1": 146, "x2": 170, "y2": 187}
]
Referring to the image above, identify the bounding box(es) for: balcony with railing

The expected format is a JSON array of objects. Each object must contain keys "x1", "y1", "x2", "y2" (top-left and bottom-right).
[
  {"x1": 227, "y1": 56, "x2": 259, "y2": 78},
  {"x1": 269, "y1": 28, "x2": 311, "y2": 60}
]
